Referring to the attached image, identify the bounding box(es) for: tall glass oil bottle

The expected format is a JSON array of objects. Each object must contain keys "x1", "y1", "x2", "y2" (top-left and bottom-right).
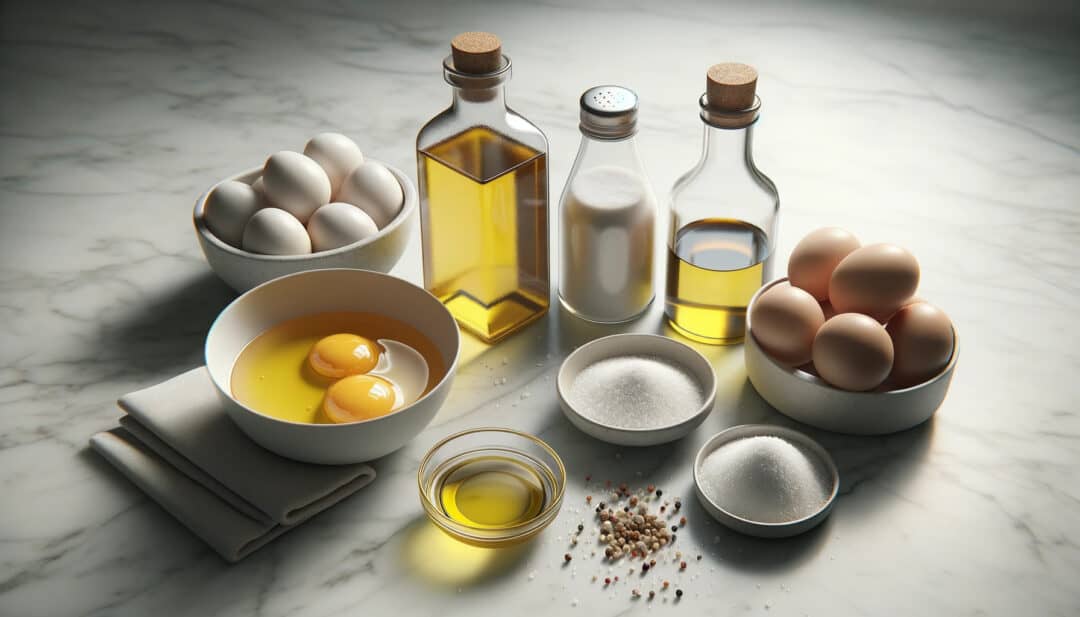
[
  {"x1": 416, "y1": 32, "x2": 549, "y2": 343},
  {"x1": 665, "y1": 63, "x2": 779, "y2": 345}
]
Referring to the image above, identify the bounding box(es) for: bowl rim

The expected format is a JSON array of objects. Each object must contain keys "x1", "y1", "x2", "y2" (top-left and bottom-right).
[
  {"x1": 416, "y1": 427, "x2": 568, "y2": 536},
  {"x1": 692, "y1": 423, "x2": 840, "y2": 529},
  {"x1": 555, "y1": 333, "x2": 718, "y2": 435},
  {"x1": 748, "y1": 277, "x2": 959, "y2": 395},
  {"x1": 193, "y1": 158, "x2": 417, "y2": 261},
  {"x1": 204, "y1": 268, "x2": 460, "y2": 429}
]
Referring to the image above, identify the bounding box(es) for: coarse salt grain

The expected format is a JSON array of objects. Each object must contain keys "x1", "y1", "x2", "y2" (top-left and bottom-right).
[
  {"x1": 699, "y1": 436, "x2": 831, "y2": 523},
  {"x1": 568, "y1": 355, "x2": 704, "y2": 429}
]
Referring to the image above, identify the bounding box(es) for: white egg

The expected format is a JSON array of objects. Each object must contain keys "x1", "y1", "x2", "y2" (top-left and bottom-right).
[
  {"x1": 203, "y1": 180, "x2": 259, "y2": 247},
  {"x1": 370, "y1": 339, "x2": 430, "y2": 409},
  {"x1": 337, "y1": 160, "x2": 403, "y2": 229},
  {"x1": 261, "y1": 151, "x2": 331, "y2": 223},
  {"x1": 306, "y1": 202, "x2": 379, "y2": 252},
  {"x1": 303, "y1": 133, "x2": 364, "y2": 198},
  {"x1": 242, "y1": 207, "x2": 312, "y2": 255}
]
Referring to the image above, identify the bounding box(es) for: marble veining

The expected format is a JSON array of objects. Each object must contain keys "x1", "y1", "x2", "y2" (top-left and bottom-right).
[{"x1": 1, "y1": 0, "x2": 1078, "y2": 615}]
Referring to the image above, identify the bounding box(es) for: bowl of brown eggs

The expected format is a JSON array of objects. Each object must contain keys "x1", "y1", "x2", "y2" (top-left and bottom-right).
[
  {"x1": 745, "y1": 227, "x2": 958, "y2": 435},
  {"x1": 193, "y1": 133, "x2": 416, "y2": 292}
]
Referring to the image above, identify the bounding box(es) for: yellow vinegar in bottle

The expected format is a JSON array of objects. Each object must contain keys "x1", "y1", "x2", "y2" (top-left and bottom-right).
[
  {"x1": 665, "y1": 218, "x2": 773, "y2": 344},
  {"x1": 419, "y1": 126, "x2": 549, "y2": 343},
  {"x1": 437, "y1": 455, "x2": 547, "y2": 528}
]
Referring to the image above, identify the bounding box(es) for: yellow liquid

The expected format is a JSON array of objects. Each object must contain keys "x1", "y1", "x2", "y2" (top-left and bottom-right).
[
  {"x1": 419, "y1": 126, "x2": 549, "y2": 343},
  {"x1": 665, "y1": 218, "x2": 773, "y2": 344},
  {"x1": 438, "y1": 456, "x2": 547, "y2": 528},
  {"x1": 229, "y1": 312, "x2": 445, "y2": 423}
]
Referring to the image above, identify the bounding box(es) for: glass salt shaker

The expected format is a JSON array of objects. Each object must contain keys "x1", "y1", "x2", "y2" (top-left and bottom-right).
[
  {"x1": 558, "y1": 85, "x2": 657, "y2": 323},
  {"x1": 665, "y1": 63, "x2": 779, "y2": 344}
]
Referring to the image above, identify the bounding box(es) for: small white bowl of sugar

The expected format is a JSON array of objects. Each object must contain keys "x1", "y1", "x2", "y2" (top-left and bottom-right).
[
  {"x1": 556, "y1": 333, "x2": 717, "y2": 446},
  {"x1": 693, "y1": 424, "x2": 839, "y2": 538}
]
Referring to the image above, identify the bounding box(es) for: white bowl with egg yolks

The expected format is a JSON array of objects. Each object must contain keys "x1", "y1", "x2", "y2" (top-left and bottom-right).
[
  {"x1": 745, "y1": 277, "x2": 958, "y2": 435},
  {"x1": 193, "y1": 159, "x2": 417, "y2": 293},
  {"x1": 205, "y1": 268, "x2": 459, "y2": 464}
]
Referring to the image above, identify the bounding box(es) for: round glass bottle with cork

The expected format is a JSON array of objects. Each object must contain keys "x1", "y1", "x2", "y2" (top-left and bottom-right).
[
  {"x1": 665, "y1": 63, "x2": 780, "y2": 345},
  {"x1": 416, "y1": 32, "x2": 550, "y2": 344},
  {"x1": 558, "y1": 85, "x2": 657, "y2": 324}
]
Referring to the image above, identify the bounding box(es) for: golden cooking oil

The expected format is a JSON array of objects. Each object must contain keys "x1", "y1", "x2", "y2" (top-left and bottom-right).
[
  {"x1": 665, "y1": 218, "x2": 773, "y2": 344},
  {"x1": 419, "y1": 126, "x2": 549, "y2": 343},
  {"x1": 437, "y1": 455, "x2": 547, "y2": 528}
]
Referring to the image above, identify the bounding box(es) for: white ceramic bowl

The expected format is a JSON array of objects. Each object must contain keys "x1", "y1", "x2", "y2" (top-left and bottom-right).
[
  {"x1": 745, "y1": 277, "x2": 959, "y2": 435},
  {"x1": 193, "y1": 159, "x2": 417, "y2": 292},
  {"x1": 693, "y1": 424, "x2": 839, "y2": 538},
  {"x1": 556, "y1": 334, "x2": 717, "y2": 446},
  {"x1": 204, "y1": 268, "x2": 459, "y2": 464}
]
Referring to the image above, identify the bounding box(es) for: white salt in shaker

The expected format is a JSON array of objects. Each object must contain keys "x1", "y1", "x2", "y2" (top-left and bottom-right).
[{"x1": 558, "y1": 86, "x2": 657, "y2": 323}]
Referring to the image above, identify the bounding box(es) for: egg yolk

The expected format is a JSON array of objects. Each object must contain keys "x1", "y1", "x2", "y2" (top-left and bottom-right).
[
  {"x1": 323, "y1": 374, "x2": 397, "y2": 423},
  {"x1": 308, "y1": 333, "x2": 380, "y2": 379}
]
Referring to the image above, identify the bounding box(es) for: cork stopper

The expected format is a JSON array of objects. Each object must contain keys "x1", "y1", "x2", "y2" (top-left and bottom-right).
[
  {"x1": 706, "y1": 63, "x2": 758, "y2": 111},
  {"x1": 451, "y1": 32, "x2": 503, "y2": 74}
]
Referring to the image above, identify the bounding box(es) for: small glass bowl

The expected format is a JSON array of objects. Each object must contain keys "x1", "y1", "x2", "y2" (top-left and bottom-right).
[{"x1": 418, "y1": 427, "x2": 566, "y2": 548}]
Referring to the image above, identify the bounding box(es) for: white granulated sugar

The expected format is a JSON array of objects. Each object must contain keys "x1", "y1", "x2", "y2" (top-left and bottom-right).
[
  {"x1": 568, "y1": 355, "x2": 704, "y2": 429},
  {"x1": 699, "y1": 436, "x2": 831, "y2": 524}
]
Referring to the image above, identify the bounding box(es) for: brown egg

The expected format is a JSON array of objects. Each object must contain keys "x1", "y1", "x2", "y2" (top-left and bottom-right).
[
  {"x1": 829, "y1": 243, "x2": 920, "y2": 321},
  {"x1": 886, "y1": 302, "x2": 954, "y2": 388},
  {"x1": 812, "y1": 313, "x2": 894, "y2": 391},
  {"x1": 749, "y1": 282, "x2": 825, "y2": 366},
  {"x1": 787, "y1": 227, "x2": 861, "y2": 300}
]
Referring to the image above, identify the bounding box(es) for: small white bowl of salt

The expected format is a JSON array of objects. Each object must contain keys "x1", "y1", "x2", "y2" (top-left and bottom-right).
[
  {"x1": 693, "y1": 424, "x2": 839, "y2": 538},
  {"x1": 556, "y1": 333, "x2": 717, "y2": 446}
]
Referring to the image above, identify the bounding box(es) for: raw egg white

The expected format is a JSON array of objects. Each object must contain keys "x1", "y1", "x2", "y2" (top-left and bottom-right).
[
  {"x1": 307, "y1": 202, "x2": 379, "y2": 252},
  {"x1": 242, "y1": 207, "x2": 312, "y2": 255},
  {"x1": 812, "y1": 313, "x2": 894, "y2": 392},
  {"x1": 829, "y1": 243, "x2": 920, "y2": 321},
  {"x1": 262, "y1": 151, "x2": 332, "y2": 223},
  {"x1": 338, "y1": 160, "x2": 403, "y2": 228},
  {"x1": 787, "y1": 227, "x2": 861, "y2": 301},
  {"x1": 750, "y1": 282, "x2": 825, "y2": 367},
  {"x1": 204, "y1": 180, "x2": 260, "y2": 248},
  {"x1": 304, "y1": 133, "x2": 365, "y2": 198}
]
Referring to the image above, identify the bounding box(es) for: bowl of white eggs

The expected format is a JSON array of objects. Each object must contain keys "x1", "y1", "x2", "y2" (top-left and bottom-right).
[{"x1": 193, "y1": 133, "x2": 416, "y2": 292}]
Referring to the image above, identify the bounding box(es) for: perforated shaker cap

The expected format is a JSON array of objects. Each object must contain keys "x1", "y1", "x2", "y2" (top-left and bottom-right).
[{"x1": 579, "y1": 85, "x2": 638, "y2": 140}]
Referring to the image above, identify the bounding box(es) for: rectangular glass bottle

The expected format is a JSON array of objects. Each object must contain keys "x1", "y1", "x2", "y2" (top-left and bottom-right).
[{"x1": 417, "y1": 34, "x2": 550, "y2": 343}]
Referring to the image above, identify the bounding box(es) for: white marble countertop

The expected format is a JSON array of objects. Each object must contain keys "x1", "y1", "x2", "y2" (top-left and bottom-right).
[{"x1": 2, "y1": 1, "x2": 1078, "y2": 615}]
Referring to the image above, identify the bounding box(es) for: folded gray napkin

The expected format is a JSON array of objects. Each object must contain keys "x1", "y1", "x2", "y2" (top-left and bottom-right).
[{"x1": 90, "y1": 367, "x2": 376, "y2": 562}]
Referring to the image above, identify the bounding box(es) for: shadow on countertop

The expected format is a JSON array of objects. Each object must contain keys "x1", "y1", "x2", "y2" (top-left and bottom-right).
[{"x1": 93, "y1": 270, "x2": 235, "y2": 378}]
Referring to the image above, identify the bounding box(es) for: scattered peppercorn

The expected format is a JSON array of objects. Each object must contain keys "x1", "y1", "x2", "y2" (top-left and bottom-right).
[
  {"x1": 662, "y1": 580, "x2": 670, "y2": 589},
  {"x1": 577, "y1": 523, "x2": 584, "y2": 532},
  {"x1": 585, "y1": 474, "x2": 591, "y2": 481},
  {"x1": 674, "y1": 500, "x2": 682, "y2": 510},
  {"x1": 671, "y1": 525, "x2": 678, "y2": 532},
  {"x1": 660, "y1": 506, "x2": 666, "y2": 513},
  {"x1": 586, "y1": 495, "x2": 592, "y2": 504},
  {"x1": 647, "y1": 484, "x2": 655, "y2": 493},
  {"x1": 696, "y1": 555, "x2": 702, "y2": 561},
  {"x1": 605, "y1": 577, "x2": 611, "y2": 585},
  {"x1": 680, "y1": 561, "x2": 687, "y2": 570},
  {"x1": 679, "y1": 516, "x2": 687, "y2": 526},
  {"x1": 655, "y1": 489, "x2": 663, "y2": 498},
  {"x1": 564, "y1": 553, "x2": 572, "y2": 562},
  {"x1": 649, "y1": 559, "x2": 656, "y2": 566},
  {"x1": 649, "y1": 590, "x2": 656, "y2": 600},
  {"x1": 632, "y1": 589, "x2": 640, "y2": 598},
  {"x1": 675, "y1": 589, "x2": 683, "y2": 598},
  {"x1": 642, "y1": 563, "x2": 650, "y2": 573}
]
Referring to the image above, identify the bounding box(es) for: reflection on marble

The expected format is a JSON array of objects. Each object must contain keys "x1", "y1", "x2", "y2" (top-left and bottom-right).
[{"x1": 1, "y1": 0, "x2": 1078, "y2": 615}]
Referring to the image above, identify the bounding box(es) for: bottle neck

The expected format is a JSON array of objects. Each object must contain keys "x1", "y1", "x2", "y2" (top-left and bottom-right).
[
  {"x1": 698, "y1": 121, "x2": 754, "y2": 172},
  {"x1": 574, "y1": 133, "x2": 645, "y2": 172},
  {"x1": 451, "y1": 85, "x2": 506, "y2": 109}
]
